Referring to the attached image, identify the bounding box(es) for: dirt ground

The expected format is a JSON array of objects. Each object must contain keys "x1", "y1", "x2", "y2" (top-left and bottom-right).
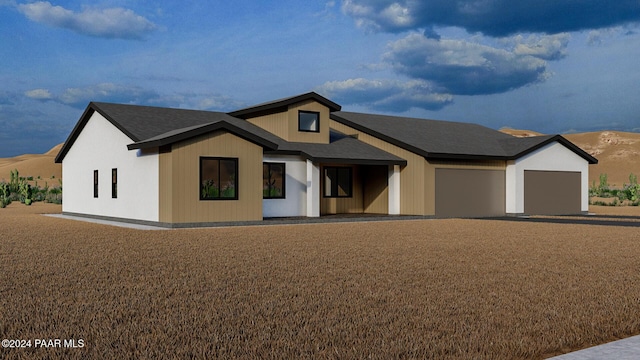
[
  {"x1": 590, "y1": 204, "x2": 640, "y2": 216},
  {"x1": 2, "y1": 202, "x2": 640, "y2": 359}
]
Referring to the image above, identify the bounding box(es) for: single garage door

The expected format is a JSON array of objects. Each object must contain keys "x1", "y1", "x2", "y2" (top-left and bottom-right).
[
  {"x1": 435, "y1": 168, "x2": 505, "y2": 218},
  {"x1": 524, "y1": 170, "x2": 581, "y2": 215}
]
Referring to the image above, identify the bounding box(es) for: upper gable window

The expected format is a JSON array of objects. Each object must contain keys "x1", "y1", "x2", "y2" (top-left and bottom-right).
[{"x1": 298, "y1": 111, "x2": 320, "y2": 132}]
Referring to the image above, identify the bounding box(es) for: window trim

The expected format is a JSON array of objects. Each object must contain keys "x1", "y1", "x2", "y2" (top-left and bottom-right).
[
  {"x1": 93, "y1": 170, "x2": 98, "y2": 198},
  {"x1": 263, "y1": 162, "x2": 286, "y2": 199},
  {"x1": 111, "y1": 168, "x2": 117, "y2": 199},
  {"x1": 298, "y1": 110, "x2": 320, "y2": 133},
  {"x1": 199, "y1": 157, "x2": 239, "y2": 201},
  {"x1": 323, "y1": 166, "x2": 353, "y2": 198}
]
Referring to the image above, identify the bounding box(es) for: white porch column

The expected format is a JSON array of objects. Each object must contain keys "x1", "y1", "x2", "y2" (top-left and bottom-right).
[
  {"x1": 388, "y1": 165, "x2": 401, "y2": 215},
  {"x1": 306, "y1": 159, "x2": 320, "y2": 217},
  {"x1": 505, "y1": 161, "x2": 520, "y2": 215}
]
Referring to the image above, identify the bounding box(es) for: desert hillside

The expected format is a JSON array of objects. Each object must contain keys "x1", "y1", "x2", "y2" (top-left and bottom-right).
[
  {"x1": 0, "y1": 143, "x2": 63, "y2": 184},
  {"x1": 501, "y1": 128, "x2": 640, "y2": 188},
  {"x1": 2, "y1": 130, "x2": 640, "y2": 189}
]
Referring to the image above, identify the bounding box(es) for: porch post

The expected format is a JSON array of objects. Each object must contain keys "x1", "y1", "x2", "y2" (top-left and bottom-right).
[
  {"x1": 306, "y1": 159, "x2": 320, "y2": 217},
  {"x1": 388, "y1": 165, "x2": 400, "y2": 215}
]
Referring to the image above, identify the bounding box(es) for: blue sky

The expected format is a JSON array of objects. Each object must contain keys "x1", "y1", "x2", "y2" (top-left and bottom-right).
[{"x1": 1, "y1": 0, "x2": 640, "y2": 157}]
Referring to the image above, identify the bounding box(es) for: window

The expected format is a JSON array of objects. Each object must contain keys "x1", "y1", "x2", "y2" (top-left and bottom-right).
[
  {"x1": 200, "y1": 157, "x2": 238, "y2": 200},
  {"x1": 298, "y1": 111, "x2": 319, "y2": 132},
  {"x1": 112, "y1": 168, "x2": 117, "y2": 199},
  {"x1": 263, "y1": 162, "x2": 285, "y2": 199},
  {"x1": 324, "y1": 167, "x2": 352, "y2": 198},
  {"x1": 93, "y1": 170, "x2": 98, "y2": 198}
]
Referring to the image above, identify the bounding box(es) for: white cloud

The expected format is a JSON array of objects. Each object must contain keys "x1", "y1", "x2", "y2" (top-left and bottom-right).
[
  {"x1": 511, "y1": 33, "x2": 570, "y2": 60},
  {"x1": 56, "y1": 83, "x2": 160, "y2": 107},
  {"x1": 316, "y1": 78, "x2": 453, "y2": 112},
  {"x1": 342, "y1": 0, "x2": 416, "y2": 31},
  {"x1": 22, "y1": 83, "x2": 245, "y2": 111},
  {"x1": 17, "y1": 1, "x2": 157, "y2": 39},
  {"x1": 25, "y1": 88, "x2": 53, "y2": 100},
  {"x1": 383, "y1": 32, "x2": 550, "y2": 95},
  {"x1": 341, "y1": 0, "x2": 640, "y2": 36}
]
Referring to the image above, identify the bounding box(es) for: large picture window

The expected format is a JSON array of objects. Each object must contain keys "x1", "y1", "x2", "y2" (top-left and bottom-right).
[
  {"x1": 200, "y1": 157, "x2": 238, "y2": 200},
  {"x1": 324, "y1": 167, "x2": 352, "y2": 198},
  {"x1": 263, "y1": 162, "x2": 285, "y2": 199},
  {"x1": 298, "y1": 111, "x2": 319, "y2": 132}
]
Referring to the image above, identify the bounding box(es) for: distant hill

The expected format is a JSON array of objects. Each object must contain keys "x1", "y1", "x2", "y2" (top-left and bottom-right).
[
  {"x1": 3, "y1": 129, "x2": 640, "y2": 189},
  {"x1": 0, "y1": 144, "x2": 63, "y2": 184},
  {"x1": 564, "y1": 131, "x2": 640, "y2": 188},
  {"x1": 500, "y1": 128, "x2": 640, "y2": 188}
]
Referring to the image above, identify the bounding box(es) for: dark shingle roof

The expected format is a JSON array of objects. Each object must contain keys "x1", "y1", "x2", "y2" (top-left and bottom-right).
[
  {"x1": 55, "y1": 102, "x2": 283, "y2": 162},
  {"x1": 229, "y1": 92, "x2": 341, "y2": 119},
  {"x1": 55, "y1": 101, "x2": 405, "y2": 166},
  {"x1": 268, "y1": 131, "x2": 406, "y2": 166},
  {"x1": 331, "y1": 111, "x2": 597, "y2": 163},
  {"x1": 56, "y1": 95, "x2": 597, "y2": 165}
]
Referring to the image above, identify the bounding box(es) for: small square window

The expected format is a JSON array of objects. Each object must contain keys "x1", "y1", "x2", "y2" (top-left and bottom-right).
[{"x1": 298, "y1": 111, "x2": 319, "y2": 132}]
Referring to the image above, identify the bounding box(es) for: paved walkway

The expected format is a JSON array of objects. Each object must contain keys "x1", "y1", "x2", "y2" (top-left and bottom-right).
[
  {"x1": 549, "y1": 335, "x2": 640, "y2": 359},
  {"x1": 45, "y1": 214, "x2": 168, "y2": 230},
  {"x1": 45, "y1": 213, "x2": 431, "y2": 230}
]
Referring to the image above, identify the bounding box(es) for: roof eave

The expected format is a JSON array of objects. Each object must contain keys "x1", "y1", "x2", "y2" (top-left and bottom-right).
[
  {"x1": 309, "y1": 157, "x2": 407, "y2": 166},
  {"x1": 55, "y1": 102, "x2": 143, "y2": 163},
  {"x1": 425, "y1": 153, "x2": 508, "y2": 161},
  {"x1": 510, "y1": 135, "x2": 598, "y2": 164},
  {"x1": 229, "y1": 92, "x2": 342, "y2": 118},
  {"x1": 127, "y1": 121, "x2": 279, "y2": 151}
]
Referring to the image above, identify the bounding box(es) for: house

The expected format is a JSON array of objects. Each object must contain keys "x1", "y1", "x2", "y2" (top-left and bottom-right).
[{"x1": 54, "y1": 92, "x2": 597, "y2": 227}]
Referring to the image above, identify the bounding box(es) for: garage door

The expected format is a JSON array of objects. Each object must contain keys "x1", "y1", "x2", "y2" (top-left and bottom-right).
[
  {"x1": 435, "y1": 169, "x2": 505, "y2": 218},
  {"x1": 524, "y1": 170, "x2": 581, "y2": 215}
]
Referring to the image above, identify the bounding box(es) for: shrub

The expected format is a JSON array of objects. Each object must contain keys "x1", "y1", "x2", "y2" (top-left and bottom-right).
[{"x1": 0, "y1": 182, "x2": 10, "y2": 208}]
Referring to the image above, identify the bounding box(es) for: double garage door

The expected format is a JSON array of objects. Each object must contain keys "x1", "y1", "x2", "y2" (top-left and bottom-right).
[{"x1": 435, "y1": 169, "x2": 581, "y2": 217}]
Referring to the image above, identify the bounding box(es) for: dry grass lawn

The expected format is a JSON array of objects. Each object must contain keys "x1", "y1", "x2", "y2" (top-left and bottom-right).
[{"x1": 2, "y1": 203, "x2": 640, "y2": 359}]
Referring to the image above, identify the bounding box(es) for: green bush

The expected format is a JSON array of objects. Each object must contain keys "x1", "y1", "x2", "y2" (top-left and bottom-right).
[{"x1": 0, "y1": 170, "x2": 63, "y2": 207}]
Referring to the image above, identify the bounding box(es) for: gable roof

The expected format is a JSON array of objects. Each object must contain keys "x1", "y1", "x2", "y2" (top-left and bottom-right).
[
  {"x1": 55, "y1": 102, "x2": 281, "y2": 163},
  {"x1": 331, "y1": 111, "x2": 597, "y2": 163},
  {"x1": 228, "y1": 92, "x2": 341, "y2": 119},
  {"x1": 55, "y1": 100, "x2": 403, "y2": 166},
  {"x1": 56, "y1": 94, "x2": 597, "y2": 165}
]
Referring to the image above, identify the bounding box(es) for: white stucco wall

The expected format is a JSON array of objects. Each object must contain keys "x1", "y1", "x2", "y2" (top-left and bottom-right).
[
  {"x1": 506, "y1": 141, "x2": 589, "y2": 214},
  {"x1": 262, "y1": 155, "x2": 307, "y2": 217},
  {"x1": 62, "y1": 112, "x2": 159, "y2": 221}
]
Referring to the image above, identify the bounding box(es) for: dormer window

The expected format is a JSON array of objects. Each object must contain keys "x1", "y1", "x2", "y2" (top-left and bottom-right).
[{"x1": 298, "y1": 111, "x2": 319, "y2": 132}]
